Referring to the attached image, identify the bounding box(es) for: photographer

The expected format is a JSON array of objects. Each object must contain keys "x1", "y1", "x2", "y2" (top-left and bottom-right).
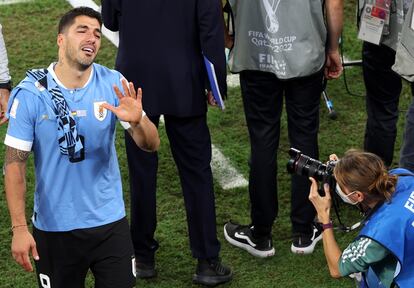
[{"x1": 308, "y1": 150, "x2": 414, "y2": 288}]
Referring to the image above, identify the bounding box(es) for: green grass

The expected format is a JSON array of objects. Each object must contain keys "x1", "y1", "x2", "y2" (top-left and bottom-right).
[{"x1": 0, "y1": 0, "x2": 412, "y2": 287}]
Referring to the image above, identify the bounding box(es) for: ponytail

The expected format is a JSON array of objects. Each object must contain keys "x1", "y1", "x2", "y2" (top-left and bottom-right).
[{"x1": 369, "y1": 171, "x2": 398, "y2": 202}]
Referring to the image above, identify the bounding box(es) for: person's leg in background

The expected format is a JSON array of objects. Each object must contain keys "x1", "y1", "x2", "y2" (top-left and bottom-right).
[
  {"x1": 286, "y1": 71, "x2": 323, "y2": 254},
  {"x1": 224, "y1": 70, "x2": 283, "y2": 258},
  {"x1": 164, "y1": 114, "x2": 232, "y2": 286},
  {"x1": 125, "y1": 115, "x2": 160, "y2": 278},
  {"x1": 399, "y1": 84, "x2": 414, "y2": 172},
  {"x1": 363, "y1": 42, "x2": 402, "y2": 167}
]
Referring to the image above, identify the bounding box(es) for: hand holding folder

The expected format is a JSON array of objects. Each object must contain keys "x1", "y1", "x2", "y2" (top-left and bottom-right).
[{"x1": 203, "y1": 55, "x2": 225, "y2": 110}]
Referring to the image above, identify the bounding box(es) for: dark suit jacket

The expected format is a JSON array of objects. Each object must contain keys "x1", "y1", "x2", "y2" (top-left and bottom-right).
[{"x1": 102, "y1": 0, "x2": 227, "y2": 117}]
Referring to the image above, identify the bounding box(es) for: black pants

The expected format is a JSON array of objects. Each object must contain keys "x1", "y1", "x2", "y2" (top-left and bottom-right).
[
  {"x1": 240, "y1": 70, "x2": 322, "y2": 236},
  {"x1": 33, "y1": 218, "x2": 135, "y2": 288},
  {"x1": 125, "y1": 114, "x2": 220, "y2": 264},
  {"x1": 362, "y1": 42, "x2": 402, "y2": 167},
  {"x1": 400, "y1": 87, "x2": 414, "y2": 172}
]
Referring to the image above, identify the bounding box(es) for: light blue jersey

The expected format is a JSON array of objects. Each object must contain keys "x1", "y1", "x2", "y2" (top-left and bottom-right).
[{"x1": 5, "y1": 63, "x2": 127, "y2": 232}]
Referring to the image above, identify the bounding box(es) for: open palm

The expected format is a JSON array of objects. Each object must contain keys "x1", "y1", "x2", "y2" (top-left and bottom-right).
[{"x1": 101, "y1": 79, "x2": 143, "y2": 125}]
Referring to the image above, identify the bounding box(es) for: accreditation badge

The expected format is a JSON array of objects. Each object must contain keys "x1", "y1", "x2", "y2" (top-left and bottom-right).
[
  {"x1": 93, "y1": 101, "x2": 107, "y2": 121},
  {"x1": 358, "y1": 1, "x2": 390, "y2": 45}
]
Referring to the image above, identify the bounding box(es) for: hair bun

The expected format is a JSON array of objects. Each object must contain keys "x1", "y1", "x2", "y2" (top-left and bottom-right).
[{"x1": 373, "y1": 172, "x2": 397, "y2": 201}]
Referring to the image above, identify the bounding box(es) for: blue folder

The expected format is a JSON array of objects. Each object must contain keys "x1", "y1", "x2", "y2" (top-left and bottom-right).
[{"x1": 203, "y1": 56, "x2": 225, "y2": 110}]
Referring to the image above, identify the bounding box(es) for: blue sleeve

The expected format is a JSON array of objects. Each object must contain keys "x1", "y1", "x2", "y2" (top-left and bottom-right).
[{"x1": 5, "y1": 89, "x2": 37, "y2": 151}]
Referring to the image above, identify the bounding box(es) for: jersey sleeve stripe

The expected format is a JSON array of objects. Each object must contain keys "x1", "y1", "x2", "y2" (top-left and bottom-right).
[{"x1": 4, "y1": 134, "x2": 33, "y2": 151}]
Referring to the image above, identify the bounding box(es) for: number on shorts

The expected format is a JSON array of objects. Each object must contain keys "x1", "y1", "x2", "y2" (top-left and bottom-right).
[{"x1": 39, "y1": 273, "x2": 51, "y2": 288}]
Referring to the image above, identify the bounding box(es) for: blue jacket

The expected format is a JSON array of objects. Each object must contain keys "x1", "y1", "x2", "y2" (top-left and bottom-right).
[{"x1": 359, "y1": 168, "x2": 414, "y2": 288}]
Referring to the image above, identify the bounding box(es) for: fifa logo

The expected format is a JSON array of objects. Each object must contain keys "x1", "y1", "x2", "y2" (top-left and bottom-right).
[{"x1": 263, "y1": 0, "x2": 282, "y2": 33}]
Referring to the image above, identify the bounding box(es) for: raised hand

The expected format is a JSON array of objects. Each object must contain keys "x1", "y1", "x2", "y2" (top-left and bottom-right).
[{"x1": 101, "y1": 79, "x2": 143, "y2": 126}]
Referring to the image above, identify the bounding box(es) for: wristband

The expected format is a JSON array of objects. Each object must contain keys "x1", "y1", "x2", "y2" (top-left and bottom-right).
[
  {"x1": 0, "y1": 81, "x2": 12, "y2": 91},
  {"x1": 322, "y1": 222, "x2": 333, "y2": 231},
  {"x1": 11, "y1": 224, "x2": 27, "y2": 232}
]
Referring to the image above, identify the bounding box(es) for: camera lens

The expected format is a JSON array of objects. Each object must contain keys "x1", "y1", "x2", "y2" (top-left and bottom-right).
[{"x1": 286, "y1": 148, "x2": 335, "y2": 182}]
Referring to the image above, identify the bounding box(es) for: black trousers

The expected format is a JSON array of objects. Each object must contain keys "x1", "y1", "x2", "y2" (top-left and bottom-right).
[
  {"x1": 240, "y1": 70, "x2": 323, "y2": 236},
  {"x1": 125, "y1": 114, "x2": 220, "y2": 264},
  {"x1": 400, "y1": 87, "x2": 414, "y2": 172},
  {"x1": 33, "y1": 218, "x2": 135, "y2": 288},
  {"x1": 362, "y1": 42, "x2": 402, "y2": 166}
]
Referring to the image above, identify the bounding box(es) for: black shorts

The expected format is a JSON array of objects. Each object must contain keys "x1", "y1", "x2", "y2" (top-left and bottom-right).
[{"x1": 33, "y1": 217, "x2": 136, "y2": 288}]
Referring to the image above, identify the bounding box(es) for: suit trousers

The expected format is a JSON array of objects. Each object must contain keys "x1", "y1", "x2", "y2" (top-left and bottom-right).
[
  {"x1": 125, "y1": 114, "x2": 220, "y2": 264},
  {"x1": 239, "y1": 70, "x2": 322, "y2": 236},
  {"x1": 362, "y1": 41, "x2": 402, "y2": 166},
  {"x1": 400, "y1": 86, "x2": 414, "y2": 172}
]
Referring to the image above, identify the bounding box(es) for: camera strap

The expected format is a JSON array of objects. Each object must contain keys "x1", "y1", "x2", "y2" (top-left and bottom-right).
[{"x1": 331, "y1": 192, "x2": 362, "y2": 232}]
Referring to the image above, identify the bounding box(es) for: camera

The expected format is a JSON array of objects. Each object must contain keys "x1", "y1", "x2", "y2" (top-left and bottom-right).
[{"x1": 286, "y1": 148, "x2": 336, "y2": 187}]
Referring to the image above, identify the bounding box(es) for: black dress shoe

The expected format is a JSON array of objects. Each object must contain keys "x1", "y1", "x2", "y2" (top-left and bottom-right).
[
  {"x1": 136, "y1": 262, "x2": 157, "y2": 279},
  {"x1": 193, "y1": 258, "x2": 232, "y2": 286}
]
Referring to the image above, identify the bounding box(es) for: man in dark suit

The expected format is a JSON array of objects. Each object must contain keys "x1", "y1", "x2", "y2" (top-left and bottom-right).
[{"x1": 102, "y1": 0, "x2": 232, "y2": 286}]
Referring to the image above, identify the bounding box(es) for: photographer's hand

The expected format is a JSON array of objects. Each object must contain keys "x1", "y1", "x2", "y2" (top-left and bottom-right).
[
  {"x1": 308, "y1": 177, "x2": 331, "y2": 223},
  {"x1": 309, "y1": 177, "x2": 342, "y2": 278}
]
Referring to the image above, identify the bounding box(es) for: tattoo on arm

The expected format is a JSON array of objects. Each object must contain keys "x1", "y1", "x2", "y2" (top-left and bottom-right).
[{"x1": 5, "y1": 146, "x2": 30, "y2": 165}]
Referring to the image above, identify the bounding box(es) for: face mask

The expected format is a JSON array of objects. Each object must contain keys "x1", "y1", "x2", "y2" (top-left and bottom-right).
[{"x1": 335, "y1": 183, "x2": 359, "y2": 205}]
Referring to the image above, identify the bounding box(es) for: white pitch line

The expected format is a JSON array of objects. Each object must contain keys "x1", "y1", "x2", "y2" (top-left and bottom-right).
[
  {"x1": 227, "y1": 73, "x2": 240, "y2": 88},
  {"x1": 159, "y1": 116, "x2": 248, "y2": 190},
  {"x1": 211, "y1": 145, "x2": 248, "y2": 189},
  {"x1": 0, "y1": 0, "x2": 32, "y2": 5},
  {"x1": 66, "y1": 0, "x2": 248, "y2": 190}
]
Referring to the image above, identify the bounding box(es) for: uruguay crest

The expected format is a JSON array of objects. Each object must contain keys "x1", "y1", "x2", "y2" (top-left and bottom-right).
[{"x1": 93, "y1": 101, "x2": 107, "y2": 121}]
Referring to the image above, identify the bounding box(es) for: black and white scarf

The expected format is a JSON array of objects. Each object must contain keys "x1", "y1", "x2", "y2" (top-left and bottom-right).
[{"x1": 27, "y1": 69, "x2": 84, "y2": 162}]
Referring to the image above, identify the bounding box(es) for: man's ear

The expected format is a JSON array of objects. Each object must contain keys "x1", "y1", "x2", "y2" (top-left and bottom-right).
[{"x1": 57, "y1": 33, "x2": 64, "y2": 47}]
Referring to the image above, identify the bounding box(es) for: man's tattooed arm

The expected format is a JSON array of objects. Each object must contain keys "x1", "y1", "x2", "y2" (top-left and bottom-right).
[
  {"x1": 4, "y1": 145, "x2": 35, "y2": 272},
  {"x1": 5, "y1": 146, "x2": 30, "y2": 165},
  {"x1": 4, "y1": 145, "x2": 30, "y2": 227}
]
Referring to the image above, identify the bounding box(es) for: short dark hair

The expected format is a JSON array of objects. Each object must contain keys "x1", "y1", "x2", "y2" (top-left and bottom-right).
[{"x1": 58, "y1": 6, "x2": 102, "y2": 33}]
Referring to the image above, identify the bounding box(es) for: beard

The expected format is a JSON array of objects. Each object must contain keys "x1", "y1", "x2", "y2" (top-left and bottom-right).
[{"x1": 65, "y1": 43, "x2": 96, "y2": 71}]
